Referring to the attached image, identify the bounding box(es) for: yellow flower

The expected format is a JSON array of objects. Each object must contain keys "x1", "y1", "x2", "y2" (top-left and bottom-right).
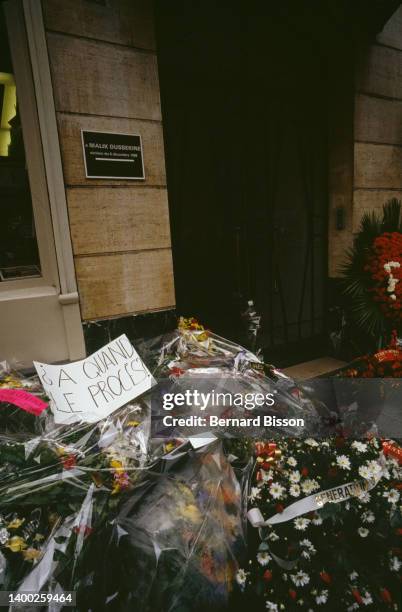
[
  {"x1": 111, "y1": 483, "x2": 121, "y2": 495},
  {"x1": 110, "y1": 459, "x2": 124, "y2": 473},
  {"x1": 197, "y1": 332, "x2": 209, "y2": 342},
  {"x1": 176, "y1": 482, "x2": 195, "y2": 501},
  {"x1": 164, "y1": 441, "x2": 176, "y2": 453},
  {"x1": 22, "y1": 547, "x2": 41, "y2": 561},
  {"x1": 6, "y1": 536, "x2": 27, "y2": 552},
  {"x1": 180, "y1": 504, "x2": 202, "y2": 523},
  {"x1": 127, "y1": 420, "x2": 140, "y2": 427},
  {"x1": 7, "y1": 518, "x2": 25, "y2": 529}
]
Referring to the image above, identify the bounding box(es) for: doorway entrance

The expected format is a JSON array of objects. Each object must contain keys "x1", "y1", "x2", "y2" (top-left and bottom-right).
[{"x1": 156, "y1": 3, "x2": 329, "y2": 366}]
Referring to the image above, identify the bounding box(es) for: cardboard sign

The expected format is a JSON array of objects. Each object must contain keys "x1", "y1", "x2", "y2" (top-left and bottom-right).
[
  {"x1": 81, "y1": 130, "x2": 145, "y2": 179},
  {"x1": 34, "y1": 335, "x2": 154, "y2": 424}
]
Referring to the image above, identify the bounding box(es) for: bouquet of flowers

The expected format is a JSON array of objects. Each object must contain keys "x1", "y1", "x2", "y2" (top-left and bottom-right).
[
  {"x1": 237, "y1": 437, "x2": 402, "y2": 610},
  {"x1": 70, "y1": 440, "x2": 246, "y2": 612},
  {"x1": 142, "y1": 317, "x2": 329, "y2": 441},
  {"x1": 0, "y1": 401, "x2": 150, "y2": 595},
  {"x1": 0, "y1": 364, "x2": 49, "y2": 437}
]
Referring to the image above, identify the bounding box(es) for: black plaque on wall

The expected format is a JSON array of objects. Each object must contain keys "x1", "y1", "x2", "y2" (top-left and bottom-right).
[{"x1": 81, "y1": 130, "x2": 145, "y2": 179}]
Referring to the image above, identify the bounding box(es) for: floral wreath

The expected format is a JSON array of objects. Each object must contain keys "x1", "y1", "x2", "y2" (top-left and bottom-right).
[
  {"x1": 236, "y1": 437, "x2": 402, "y2": 610},
  {"x1": 342, "y1": 199, "x2": 402, "y2": 339}
]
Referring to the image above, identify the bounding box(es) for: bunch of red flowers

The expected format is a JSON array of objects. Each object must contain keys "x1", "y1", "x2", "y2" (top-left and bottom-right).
[
  {"x1": 365, "y1": 232, "x2": 402, "y2": 322},
  {"x1": 341, "y1": 348, "x2": 402, "y2": 378}
]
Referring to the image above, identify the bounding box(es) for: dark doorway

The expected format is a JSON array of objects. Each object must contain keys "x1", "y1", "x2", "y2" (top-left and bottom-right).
[{"x1": 156, "y1": 2, "x2": 330, "y2": 366}]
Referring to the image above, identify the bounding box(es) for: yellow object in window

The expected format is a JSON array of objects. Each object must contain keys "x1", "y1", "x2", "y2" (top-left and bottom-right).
[{"x1": 0, "y1": 72, "x2": 16, "y2": 157}]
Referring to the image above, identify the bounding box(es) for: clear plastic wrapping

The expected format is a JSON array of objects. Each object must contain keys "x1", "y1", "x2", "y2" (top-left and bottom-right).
[
  {"x1": 140, "y1": 320, "x2": 330, "y2": 440},
  {"x1": 72, "y1": 441, "x2": 246, "y2": 612},
  {"x1": 0, "y1": 402, "x2": 150, "y2": 598}
]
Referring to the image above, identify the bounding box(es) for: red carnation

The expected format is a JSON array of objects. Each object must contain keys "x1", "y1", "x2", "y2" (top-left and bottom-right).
[
  {"x1": 380, "y1": 588, "x2": 392, "y2": 603},
  {"x1": 320, "y1": 571, "x2": 331, "y2": 585},
  {"x1": 263, "y1": 570, "x2": 273, "y2": 582},
  {"x1": 352, "y1": 589, "x2": 363, "y2": 605},
  {"x1": 301, "y1": 467, "x2": 309, "y2": 477},
  {"x1": 289, "y1": 589, "x2": 297, "y2": 600},
  {"x1": 276, "y1": 503, "x2": 284, "y2": 513},
  {"x1": 61, "y1": 454, "x2": 77, "y2": 470}
]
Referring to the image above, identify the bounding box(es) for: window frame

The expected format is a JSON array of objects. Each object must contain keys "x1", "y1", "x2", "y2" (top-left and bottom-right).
[
  {"x1": 1, "y1": 0, "x2": 59, "y2": 292},
  {"x1": 0, "y1": 0, "x2": 85, "y2": 362}
]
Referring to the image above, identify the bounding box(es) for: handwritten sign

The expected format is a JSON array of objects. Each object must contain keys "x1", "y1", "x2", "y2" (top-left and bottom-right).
[{"x1": 34, "y1": 335, "x2": 154, "y2": 424}]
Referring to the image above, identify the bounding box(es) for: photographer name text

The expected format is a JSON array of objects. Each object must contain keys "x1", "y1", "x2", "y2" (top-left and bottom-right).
[{"x1": 162, "y1": 415, "x2": 305, "y2": 428}]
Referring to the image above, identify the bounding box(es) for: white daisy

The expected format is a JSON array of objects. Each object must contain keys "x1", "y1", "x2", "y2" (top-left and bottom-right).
[
  {"x1": 312, "y1": 514, "x2": 323, "y2": 526},
  {"x1": 316, "y1": 590, "x2": 328, "y2": 605},
  {"x1": 0, "y1": 527, "x2": 9, "y2": 545},
  {"x1": 249, "y1": 486, "x2": 261, "y2": 502},
  {"x1": 289, "y1": 484, "x2": 301, "y2": 497},
  {"x1": 301, "y1": 479, "x2": 319, "y2": 494},
  {"x1": 304, "y1": 438, "x2": 319, "y2": 447},
  {"x1": 266, "y1": 602, "x2": 278, "y2": 611},
  {"x1": 300, "y1": 539, "x2": 316, "y2": 553},
  {"x1": 289, "y1": 470, "x2": 301, "y2": 483},
  {"x1": 257, "y1": 552, "x2": 271, "y2": 566},
  {"x1": 262, "y1": 469, "x2": 274, "y2": 482},
  {"x1": 351, "y1": 441, "x2": 367, "y2": 453},
  {"x1": 269, "y1": 482, "x2": 286, "y2": 499},
  {"x1": 357, "y1": 491, "x2": 371, "y2": 504},
  {"x1": 267, "y1": 531, "x2": 280, "y2": 542},
  {"x1": 366, "y1": 460, "x2": 382, "y2": 478},
  {"x1": 336, "y1": 455, "x2": 351, "y2": 470},
  {"x1": 358, "y1": 465, "x2": 371, "y2": 480},
  {"x1": 236, "y1": 568, "x2": 248, "y2": 587},
  {"x1": 347, "y1": 605, "x2": 359, "y2": 611},
  {"x1": 390, "y1": 556, "x2": 402, "y2": 572},
  {"x1": 358, "y1": 527, "x2": 369, "y2": 538},
  {"x1": 287, "y1": 457, "x2": 297, "y2": 467},
  {"x1": 361, "y1": 511, "x2": 375, "y2": 524},
  {"x1": 384, "y1": 489, "x2": 400, "y2": 504},
  {"x1": 290, "y1": 570, "x2": 310, "y2": 587},
  {"x1": 294, "y1": 517, "x2": 310, "y2": 531},
  {"x1": 349, "y1": 571, "x2": 358, "y2": 581},
  {"x1": 361, "y1": 590, "x2": 373, "y2": 605}
]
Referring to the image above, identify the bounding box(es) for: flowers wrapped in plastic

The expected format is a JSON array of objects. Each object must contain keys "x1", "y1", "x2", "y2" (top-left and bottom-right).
[
  {"x1": 238, "y1": 437, "x2": 402, "y2": 610},
  {"x1": 0, "y1": 400, "x2": 150, "y2": 595},
  {"x1": 0, "y1": 363, "x2": 48, "y2": 438},
  {"x1": 72, "y1": 440, "x2": 246, "y2": 612},
  {"x1": 141, "y1": 317, "x2": 330, "y2": 441}
]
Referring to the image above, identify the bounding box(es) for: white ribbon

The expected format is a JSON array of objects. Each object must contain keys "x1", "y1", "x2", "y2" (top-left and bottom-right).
[{"x1": 248, "y1": 476, "x2": 379, "y2": 528}]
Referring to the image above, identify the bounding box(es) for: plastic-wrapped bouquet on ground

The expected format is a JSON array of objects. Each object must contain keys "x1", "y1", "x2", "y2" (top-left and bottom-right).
[
  {"x1": 0, "y1": 401, "x2": 150, "y2": 596},
  {"x1": 140, "y1": 317, "x2": 329, "y2": 441},
  {"x1": 237, "y1": 437, "x2": 402, "y2": 610},
  {"x1": 73, "y1": 440, "x2": 246, "y2": 611}
]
